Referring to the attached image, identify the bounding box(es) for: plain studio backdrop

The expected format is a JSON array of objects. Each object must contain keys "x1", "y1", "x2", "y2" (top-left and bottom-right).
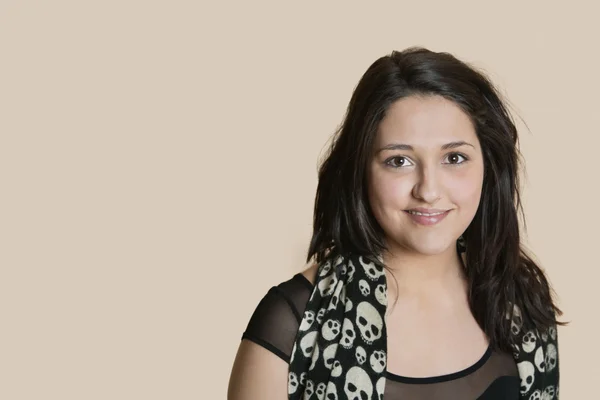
[{"x1": 0, "y1": 1, "x2": 597, "y2": 399}]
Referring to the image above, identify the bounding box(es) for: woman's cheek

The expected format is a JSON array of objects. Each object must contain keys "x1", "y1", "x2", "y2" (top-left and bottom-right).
[
  {"x1": 452, "y1": 173, "x2": 483, "y2": 209},
  {"x1": 382, "y1": 177, "x2": 411, "y2": 208}
]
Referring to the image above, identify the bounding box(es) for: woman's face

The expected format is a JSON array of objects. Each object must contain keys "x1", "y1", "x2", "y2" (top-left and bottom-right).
[{"x1": 368, "y1": 95, "x2": 485, "y2": 256}]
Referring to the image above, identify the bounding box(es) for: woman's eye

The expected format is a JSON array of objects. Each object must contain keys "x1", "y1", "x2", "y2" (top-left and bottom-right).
[
  {"x1": 386, "y1": 156, "x2": 413, "y2": 168},
  {"x1": 444, "y1": 153, "x2": 467, "y2": 164}
]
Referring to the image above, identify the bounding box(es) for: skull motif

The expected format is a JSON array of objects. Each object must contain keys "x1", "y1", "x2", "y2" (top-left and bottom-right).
[
  {"x1": 300, "y1": 331, "x2": 318, "y2": 358},
  {"x1": 304, "y1": 380, "x2": 315, "y2": 399},
  {"x1": 345, "y1": 298, "x2": 353, "y2": 312},
  {"x1": 545, "y1": 343, "x2": 557, "y2": 372},
  {"x1": 522, "y1": 330, "x2": 537, "y2": 353},
  {"x1": 347, "y1": 261, "x2": 356, "y2": 282},
  {"x1": 319, "y1": 260, "x2": 332, "y2": 277},
  {"x1": 323, "y1": 343, "x2": 338, "y2": 369},
  {"x1": 358, "y1": 279, "x2": 371, "y2": 296},
  {"x1": 356, "y1": 301, "x2": 383, "y2": 344},
  {"x1": 331, "y1": 360, "x2": 343, "y2": 377},
  {"x1": 315, "y1": 382, "x2": 326, "y2": 400},
  {"x1": 376, "y1": 377, "x2": 385, "y2": 400},
  {"x1": 327, "y1": 293, "x2": 340, "y2": 311},
  {"x1": 528, "y1": 389, "x2": 541, "y2": 400},
  {"x1": 326, "y1": 382, "x2": 338, "y2": 400},
  {"x1": 548, "y1": 326, "x2": 557, "y2": 341},
  {"x1": 299, "y1": 310, "x2": 315, "y2": 332},
  {"x1": 511, "y1": 304, "x2": 523, "y2": 336},
  {"x1": 340, "y1": 263, "x2": 347, "y2": 276},
  {"x1": 534, "y1": 346, "x2": 545, "y2": 372},
  {"x1": 318, "y1": 272, "x2": 338, "y2": 297},
  {"x1": 359, "y1": 256, "x2": 385, "y2": 281},
  {"x1": 344, "y1": 366, "x2": 373, "y2": 400},
  {"x1": 355, "y1": 346, "x2": 367, "y2": 365},
  {"x1": 316, "y1": 308, "x2": 326, "y2": 324},
  {"x1": 288, "y1": 372, "x2": 299, "y2": 394},
  {"x1": 328, "y1": 281, "x2": 344, "y2": 311},
  {"x1": 369, "y1": 350, "x2": 386, "y2": 373},
  {"x1": 322, "y1": 319, "x2": 341, "y2": 341},
  {"x1": 341, "y1": 318, "x2": 356, "y2": 349},
  {"x1": 375, "y1": 284, "x2": 387, "y2": 306},
  {"x1": 518, "y1": 361, "x2": 535, "y2": 394},
  {"x1": 542, "y1": 385, "x2": 555, "y2": 400}
]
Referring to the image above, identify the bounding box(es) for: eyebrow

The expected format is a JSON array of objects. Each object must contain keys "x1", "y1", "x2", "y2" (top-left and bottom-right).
[{"x1": 376, "y1": 140, "x2": 475, "y2": 154}]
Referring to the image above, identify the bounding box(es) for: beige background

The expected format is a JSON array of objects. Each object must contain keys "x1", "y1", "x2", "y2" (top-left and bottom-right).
[{"x1": 1, "y1": 1, "x2": 596, "y2": 399}]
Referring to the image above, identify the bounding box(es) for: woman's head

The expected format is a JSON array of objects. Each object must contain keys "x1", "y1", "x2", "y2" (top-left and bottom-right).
[
  {"x1": 308, "y1": 46, "x2": 562, "y2": 349},
  {"x1": 368, "y1": 94, "x2": 484, "y2": 257},
  {"x1": 308, "y1": 47, "x2": 520, "y2": 264}
]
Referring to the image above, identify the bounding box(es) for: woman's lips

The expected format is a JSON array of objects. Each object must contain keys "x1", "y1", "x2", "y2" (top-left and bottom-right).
[{"x1": 403, "y1": 209, "x2": 451, "y2": 226}]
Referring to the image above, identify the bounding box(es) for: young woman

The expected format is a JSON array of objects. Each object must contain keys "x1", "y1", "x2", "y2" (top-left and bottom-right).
[{"x1": 228, "y1": 47, "x2": 563, "y2": 400}]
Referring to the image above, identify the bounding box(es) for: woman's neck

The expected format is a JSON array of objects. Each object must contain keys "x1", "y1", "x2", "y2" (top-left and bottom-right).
[{"x1": 381, "y1": 244, "x2": 467, "y2": 301}]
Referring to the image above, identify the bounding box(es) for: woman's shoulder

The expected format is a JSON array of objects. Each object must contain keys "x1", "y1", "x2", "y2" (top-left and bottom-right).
[
  {"x1": 239, "y1": 264, "x2": 318, "y2": 364},
  {"x1": 269, "y1": 266, "x2": 316, "y2": 320},
  {"x1": 247, "y1": 262, "x2": 318, "y2": 325},
  {"x1": 231, "y1": 267, "x2": 318, "y2": 400}
]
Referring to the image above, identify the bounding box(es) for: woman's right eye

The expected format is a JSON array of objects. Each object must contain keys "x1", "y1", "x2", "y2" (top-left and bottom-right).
[{"x1": 385, "y1": 156, "x2": 413, "y2": 168}]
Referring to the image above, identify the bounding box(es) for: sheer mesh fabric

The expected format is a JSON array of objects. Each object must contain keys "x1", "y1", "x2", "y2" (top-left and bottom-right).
[
  {"x1": 242, "y1": 275, "x2": 312, "y2": 362},
  {"x1": 241, "y1": 274, "x2": 520, "y2": 399}
]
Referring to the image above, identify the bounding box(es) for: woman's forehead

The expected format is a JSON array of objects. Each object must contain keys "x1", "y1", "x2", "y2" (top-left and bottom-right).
[{"x1": 376, "y1": 95, "x2": 477, "y2": 147}]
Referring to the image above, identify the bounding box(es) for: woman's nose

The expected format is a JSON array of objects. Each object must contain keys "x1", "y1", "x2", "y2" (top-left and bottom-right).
[{"x1": 412, "y1": 166, "x2": 441, "y2": 204}]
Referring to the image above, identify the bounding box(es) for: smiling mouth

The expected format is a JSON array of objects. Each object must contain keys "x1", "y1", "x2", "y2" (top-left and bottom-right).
[
  {"x1": 403, "y1": 209, "x2": 452, "y2": 226},
  {"x1": 405, "y1": 210, "x2": 448, "y2": 216}
]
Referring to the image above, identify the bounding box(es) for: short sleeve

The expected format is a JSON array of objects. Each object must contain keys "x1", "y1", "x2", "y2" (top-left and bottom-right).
[{"x1": 241, "y1": 274, "x2": 313, "y2": 363}]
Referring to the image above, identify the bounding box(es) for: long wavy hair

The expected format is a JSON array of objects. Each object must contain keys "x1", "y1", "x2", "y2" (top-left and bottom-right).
[{"x1": 306, "y1": 47, "x2": 564, "y2": 353}]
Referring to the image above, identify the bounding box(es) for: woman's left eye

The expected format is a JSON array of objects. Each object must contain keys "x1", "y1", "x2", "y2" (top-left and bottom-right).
[{"x1": 444, "y1": 153, "x2": 467, "y2": 164}]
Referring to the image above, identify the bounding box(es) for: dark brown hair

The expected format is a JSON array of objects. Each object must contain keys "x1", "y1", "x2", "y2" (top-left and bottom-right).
[{"x1": 307, "y1": 47, "x2": 564, "y2": 353}]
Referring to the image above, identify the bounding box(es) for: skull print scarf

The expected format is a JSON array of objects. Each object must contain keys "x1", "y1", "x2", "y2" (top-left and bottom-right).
[{"x1": 287, "y1": 243, "x2": 560, "y2": 399}]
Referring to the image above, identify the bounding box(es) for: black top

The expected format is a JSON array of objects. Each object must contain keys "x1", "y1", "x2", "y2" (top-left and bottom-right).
[{"x1": 242, "y1": 273, "x2": 520, "y2": 399}]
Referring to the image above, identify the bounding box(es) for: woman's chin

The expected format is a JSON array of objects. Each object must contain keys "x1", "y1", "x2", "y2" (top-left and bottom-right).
[{"x1": 402, "y1": 239, "x2": 454, "y2": 256}]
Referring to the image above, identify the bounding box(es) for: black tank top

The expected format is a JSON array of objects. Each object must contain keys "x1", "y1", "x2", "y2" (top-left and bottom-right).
[{"x1": 241, "y1": 273, "x2": 520, "y2": 399}]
